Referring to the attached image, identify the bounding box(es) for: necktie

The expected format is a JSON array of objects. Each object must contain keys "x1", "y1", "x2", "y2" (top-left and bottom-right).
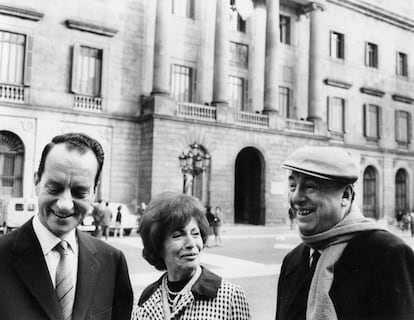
[
  {"x1": 309, "y1": 250, "x2": 321, "y2": 273},
  {"x1": 55, "y1": 241, "x2": 75, "y2": 320}
]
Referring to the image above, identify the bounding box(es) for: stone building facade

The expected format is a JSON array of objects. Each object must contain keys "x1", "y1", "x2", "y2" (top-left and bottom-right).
[{"x1": 1, "y1": 0, "x2": 414, "y2": 224}]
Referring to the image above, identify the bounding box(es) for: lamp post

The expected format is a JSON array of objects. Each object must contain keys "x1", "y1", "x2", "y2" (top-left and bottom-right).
[{"x1": 178, "y1": 142, "x2": 211, "y2": 195}]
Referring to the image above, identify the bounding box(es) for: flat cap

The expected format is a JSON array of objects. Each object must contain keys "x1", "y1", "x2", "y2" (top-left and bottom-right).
[{"x1": 282, "y1": 146, "x2": 359, "y2": 183}]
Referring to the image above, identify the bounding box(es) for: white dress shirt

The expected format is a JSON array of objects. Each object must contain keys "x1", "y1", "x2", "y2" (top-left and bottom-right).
[{"x1": 32, "y1": 214, "x2": 78, "y2": 289}]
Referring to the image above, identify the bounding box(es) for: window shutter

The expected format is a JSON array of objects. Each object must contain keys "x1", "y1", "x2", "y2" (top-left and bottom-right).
[
  {"x1": 364, "y1": 42, "x2": 368, "y2": 66},
  {"x1": 343, "y1": 99, "x2": 347, "y2": 133},
  {"x1": 363, "y1": 104, "x2": 367, "y2": 136},
  {"x1": 327, "y1": 97, "x2": 331, "y2": 130},
  {"x1": 243, "y1": 79, "x2": 248, "y2": 111},
  {"x1": 192, "y1": 68, "x2": 197, "y2": 103},
  {"x1": 23, "y1": 35, "x2": 34, "y2": 86},
  {"x1": 99, "y1": 48, "x2": 104, "y2": 97},
  {"x1": 395, "y1": 110, "x2": 399, "y2": 141},
  {"x1": 378, "y1": 107, "x2": 383, "y2": 138},
  {"x1": 408, "y1": 112, "x2": 412, "y2": 142},
  {"x1": 71, "y1": 44, "x2": 81, "y2": 93}
]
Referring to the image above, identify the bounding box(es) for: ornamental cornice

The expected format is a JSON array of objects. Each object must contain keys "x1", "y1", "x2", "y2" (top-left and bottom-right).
[
  {"x1": 327, "y1": 0, "x2": 414, "y2": 32},
  {"x1": 0, "y1": 4, "x2": 43, "y2": 21},
  {"x1": 65, "y1": 19, "x2": 118, "y2": 37}
]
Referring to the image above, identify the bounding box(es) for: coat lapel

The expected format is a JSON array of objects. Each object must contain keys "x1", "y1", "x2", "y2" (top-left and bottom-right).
[
  {"x1": 72, "y1": 230, "x2": 100, "y2": 320},
  {"x1": 141, "y1": 289, "x2": 165, "y2": 319},
  {"x1": 284, "y1": 244, "x2": 313, "y2": 320},
  {"x1": 12, "y1": 219, "x2": 63, "y2": 320}
]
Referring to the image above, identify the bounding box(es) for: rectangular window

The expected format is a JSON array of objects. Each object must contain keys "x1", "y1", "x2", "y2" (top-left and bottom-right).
[
  {"x1": 364, "y1": 104, "x2": 380, "y2": 139},
  {"x1": 397, "y1": 52, "x2": 408, "y2": 77},
  {"x1": 72, "y1": 46, "x2": 102, "y2": 96},
  {"x1": 365, "y1": 42, "x2": 378, "y2": 68},
  {"x1": 328, "y1": 97, "x2": 345, "y2": 133},
  {"x1": 396, "y1": 110, "x2": 411, "y2": 143},
  {"x1": 330, "y1": 31, "x2": 344, "y2": 59},
  {"x1": 171, "y1": 64, "x2": 193, "y2": 102},
  {"x1": 279, "y1": 86, "x2": 291, "y2": 118},
  {"x1": 172, "y1": 0, "x2": 194, "y2": 19},
  {"x1": 0, "y1": 30, "x2": 25, "y2": 85},
  {"x1": 230, "y1": 9, "x2": 246, "y2": 33},
  {"x1": 228, "y1": 76, "x2": 246, "y2": 111},
  {"x1": 280, "y1": 15, "x2": 291, "y2": 45},
  {"x1": 230, "y1": 42, "x2": 248, "y2": 68}
]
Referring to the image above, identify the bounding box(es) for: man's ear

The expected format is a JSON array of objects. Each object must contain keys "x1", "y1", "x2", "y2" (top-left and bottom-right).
[
  {"x1": 341, "y1": 185, "x2": 353, "y2": 207},
  {"x1": 34, "y1": 172, "x2": 40, "y2": 196}
]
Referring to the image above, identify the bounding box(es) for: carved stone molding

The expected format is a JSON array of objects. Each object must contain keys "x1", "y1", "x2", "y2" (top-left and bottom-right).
[
  {"x1": 360, "y1": 87, "x2": 385, "y2": 97},
  {"x1": 66, "y1": 19, "x2": 118, "y2": 37},
  {"x1": 0, "y1": 4, "x2": 43, "y2": 21},
  {"x1": 392, "y1": 94, "x2": 414, "y2": 104},
  {"x1": 324, "y1": 78, "x2": 352, "y2": 89}
]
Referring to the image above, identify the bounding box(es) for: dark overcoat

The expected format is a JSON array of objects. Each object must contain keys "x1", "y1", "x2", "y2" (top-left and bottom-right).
[
  {"x1": 276, "y1": 230, "x2": 414, "y2": 320},
  {"x1": 0, "y1": 218, "x2": 133, "y2": 320}
]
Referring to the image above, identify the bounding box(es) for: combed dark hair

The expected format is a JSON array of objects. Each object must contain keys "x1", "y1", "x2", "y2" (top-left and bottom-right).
[
  {"x1": 37, "y1": 133, "x2": 104, "y2": 189},
  {"x1": 139, "y1": 192, "x2": 210, "y2": 271}
]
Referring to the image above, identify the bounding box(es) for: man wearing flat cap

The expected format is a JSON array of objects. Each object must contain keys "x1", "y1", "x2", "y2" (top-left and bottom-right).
[{"x1": 275, "y1": 146, "x2": 414, "y2": 320}]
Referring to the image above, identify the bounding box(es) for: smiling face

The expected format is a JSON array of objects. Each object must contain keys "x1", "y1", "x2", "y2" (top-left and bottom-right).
[
  {"x1": 288, "y1": 171, "x2": 348, "y2": 236},
  {"x1": 35, "y1": 144, "x2": 98, "y2": 238},
  {"x1": 162, "y1": 217, "x2": 203, "y2": 281}
]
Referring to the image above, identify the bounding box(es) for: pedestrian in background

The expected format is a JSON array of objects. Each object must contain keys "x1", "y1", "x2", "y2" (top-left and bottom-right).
[
  {"x1": 92, "y1": 200, "x2": 104, "y2": 238},
  {"x1": 288, "y1": 207, "x2": 296, "y2": 230},
  {"x1": 276, "y1": 146, "x2": 414, "y2": 320},
  {"x1": 132, "y1": 192, "x2": 250, "y2": 320},
  {"x1": 114, "y1": 205, "x2": 123, "y2": 237},
  {"x1": 101, "y1": 202, "x2": 112, "y2": 241},
  {"x1": 213, "y1": 206, "x2": 224, "y2": 247},
  {"x1": 0, "y1": 133, "x2": 133, "y2": 319},
  {"x1": 205, "y1": 205, "x2": 215, "y2": 247}
]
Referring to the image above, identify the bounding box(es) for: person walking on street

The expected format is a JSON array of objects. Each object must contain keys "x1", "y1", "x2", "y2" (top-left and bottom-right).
[
  {"x1": 276, "y1": 146, "x2": 414, "y2": 320},
  {"x1": 101, "y1": 202, "x2": 112, "y2": 241},
  {"x1": 213, "y1": 206, "x2": 223, "y2": 247},
  {"x1": 114, "y1": 205, "x2": 123, "y2": 237},
  {"x1": 0, "y1": 133, "x2": 133, "y2": 320},
  {"x1": 92, "y1": 200, "x2": 105, "y2": 238}
]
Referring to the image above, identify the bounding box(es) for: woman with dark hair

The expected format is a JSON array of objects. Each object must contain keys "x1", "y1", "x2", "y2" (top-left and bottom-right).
[{"x1": 131, "y1": 192, "x2": 250, "y2": 320}]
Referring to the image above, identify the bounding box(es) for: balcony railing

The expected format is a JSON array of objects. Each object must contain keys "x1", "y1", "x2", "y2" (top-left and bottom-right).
[
  {"x1": 285, "y1": 118, "x2": 314, "y2": 133},
  {"x1": 0, "y1": 83, "x2": 24, "y2": 104},
  {"x1": 234, "y1": 111, "x2": 269, "y2": 128},
  {"x1": 176, "y1": 102, "x2": 216, "y2": 121},
  {"x1": 74, "y1": 94, "x2": 102, "y2": 112}
]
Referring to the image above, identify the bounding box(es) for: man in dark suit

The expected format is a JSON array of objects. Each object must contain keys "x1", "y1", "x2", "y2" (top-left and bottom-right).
[
  {"x1": 0, "y1": 133, "x2": 133, "y2": 320},
  {"x1": 276, "y1": 146, "x2": 414, "y2": 320}
]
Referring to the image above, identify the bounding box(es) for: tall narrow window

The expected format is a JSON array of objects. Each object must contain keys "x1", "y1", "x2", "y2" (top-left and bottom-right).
[
  {"x1": 364, "y1": 104, "x2": 380, "y2": 139},
  {"x1": 280, "y1": 15, "x2": 291, "y2": 45},
  {"x1": 328, "y1": 97, "x2": 345, "y2": 133},
  {"x1": 363, "y1": 166, "x2": 378, "y2": 219},
  {"x1": 365, "y1": 42, "x2": 378, "y2": 68},
  {"x1": 397, "y1": 52, "x2": 408, "y2": 77},
  {"x1": 395, "y1": 169, "x2": 408, "y2": 214},
  {"x1": 330, "y1": 31, "x2": 344, "y2": 59},
  {"x1": 72, "y1": 46, "x2": 102, "y2": 96},
  {"x1": 395, "y1": 110, "x2": 411, "y2": 143},
  {"x1": 0, "y1": 131, "x2": 24, "y2": 200},
  {"x1": 171, "y1": 64, "x2": 193, "y2": 102},
  {"x1": 228, "y1": 76, "x2": 246, "y2": 111},
  {"x1": 279, "y1": 86, "x2": 291, "y2": 118},
  {"x1": 230, "y1": 42, "x2": 248, "y2": 68},
  {"x1": 0, "y1": 31, "x2": 25, "y2": 85},
  {"x1": 172, "y1": 0, "x2": 194, "y2": 19}
]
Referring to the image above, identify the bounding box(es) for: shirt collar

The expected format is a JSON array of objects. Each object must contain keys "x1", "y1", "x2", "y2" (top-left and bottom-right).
[{"x1": 32, "y1": 214, "x2": 78, "y2": 255}]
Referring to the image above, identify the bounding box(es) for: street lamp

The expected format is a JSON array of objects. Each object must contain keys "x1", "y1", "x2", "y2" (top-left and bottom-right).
[{"x1": 178, "y1": 142, "x2": 211, "y2": 195}]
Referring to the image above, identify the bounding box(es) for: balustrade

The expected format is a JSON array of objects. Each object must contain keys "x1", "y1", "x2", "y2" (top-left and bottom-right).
[
  {"x1": 74, "y1": 95, "x2": 102, "y2": 112},
  {"x1": 176, "y1": 102, "x2": 216, "y2": 121},
  {"x1": 0, "y1": 84, "x2": 24, "y2": 103}
]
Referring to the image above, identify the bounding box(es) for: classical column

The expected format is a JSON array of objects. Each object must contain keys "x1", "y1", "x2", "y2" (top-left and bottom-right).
[
  {"x1": 212, "y1": 0, "x2": 229, "y2": 105},
  {"x1": 263, "y1": 0, "x2": 280, "y2": 114},
  {"x1": 308, "y1": 3, "x2": 327, "y2": 122},
  {"x1": 152, "y1": 0, "x2": 171, "y2": 95}
]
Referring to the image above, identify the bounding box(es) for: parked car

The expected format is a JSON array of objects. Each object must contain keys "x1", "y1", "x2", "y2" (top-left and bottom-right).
[
  {"x1": 4, "y1": 198, "x2": 38, "y2": 233},
  {"x1": 79, "y1": 202, "x2": 138, "y2": 236}
]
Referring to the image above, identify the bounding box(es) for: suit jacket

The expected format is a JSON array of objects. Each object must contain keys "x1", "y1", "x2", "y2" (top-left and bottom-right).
[
  {"x1": 0, "y1": 219, "x2": 133, "y2": 320},
  {"x1": 132, "y1": 266, "x2": 250, "y2": 320},
  {"x1": 276, "y1": 230, "x2": 414, "y2": 320}
]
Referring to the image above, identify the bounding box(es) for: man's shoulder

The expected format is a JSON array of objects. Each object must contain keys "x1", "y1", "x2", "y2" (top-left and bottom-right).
[
  {"x1": 349, "y1": 229, "x2": 406, "y2": 248},
  {"x1": 77, "y1": 230, "x2": 122, "y2": 254}
]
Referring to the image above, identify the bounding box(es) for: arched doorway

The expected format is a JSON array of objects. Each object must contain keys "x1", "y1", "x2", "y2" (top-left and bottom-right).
[
  {"x1": 395, "y1": 168, "x2": 409, "y2": 214},
  {"x1": 234, "y1": 147, "x2": 265, "y2": 225},
  {"x1": 363, "y1": 166, "x2": 378, "y2": 219}
]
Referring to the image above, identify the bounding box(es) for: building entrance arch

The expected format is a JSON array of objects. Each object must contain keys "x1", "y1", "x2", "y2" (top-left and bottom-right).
[{"x1": 234, "y1": 147, "x2": 265, "y2": 225}]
